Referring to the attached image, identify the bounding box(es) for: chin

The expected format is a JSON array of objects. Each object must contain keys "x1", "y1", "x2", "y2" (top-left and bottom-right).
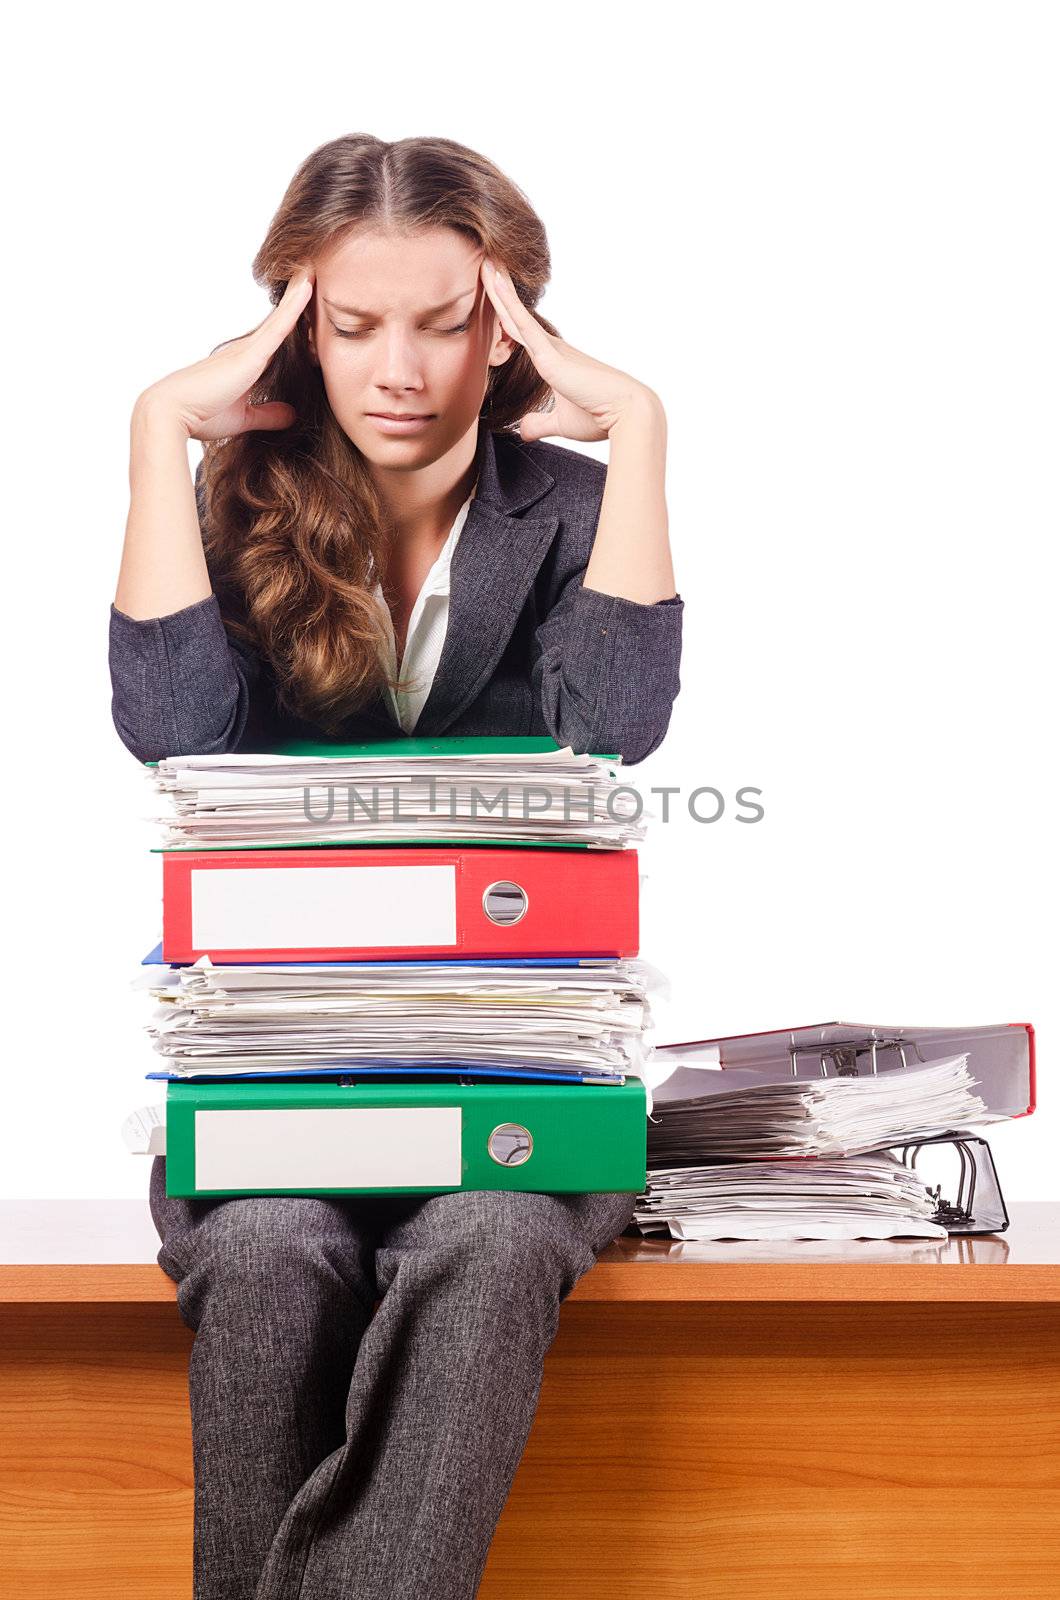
[
  {"x1": 349, "y1": 412, "x2": 475, "y2": 465},
  {"x1": 352, "y1": 431, "x2": 440, "y2": 464}
]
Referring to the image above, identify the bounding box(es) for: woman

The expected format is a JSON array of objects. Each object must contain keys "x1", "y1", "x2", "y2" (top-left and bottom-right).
[{"x1": 110, "y1": 134, "x2": 683, "y2": 1600}]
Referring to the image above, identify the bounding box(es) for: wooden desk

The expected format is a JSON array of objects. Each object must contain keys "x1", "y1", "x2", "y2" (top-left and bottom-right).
[{"x1": 1, "y1": 1201, "x2": 1058, "y2": 1600}]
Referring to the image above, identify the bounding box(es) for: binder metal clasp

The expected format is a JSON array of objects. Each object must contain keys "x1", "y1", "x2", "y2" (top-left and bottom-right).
[{"x1": 788, "y1": 1035, "x2": 928, "y2": 1078}]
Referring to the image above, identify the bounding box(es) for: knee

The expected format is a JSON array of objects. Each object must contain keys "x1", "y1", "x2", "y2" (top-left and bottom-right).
[
  {"x1": 171, "y1": 1197, "x2": 366, "y2": 1327},
  {"x1": 453, "y1": 1189, "x2": 632, "y2": 1267},
  {"x1": 407, "y1": 1191, "x2": 603, "y2": 1307},
  {"x1": 199, "y1": 1195, "x2": 331, "y2": 1263}
]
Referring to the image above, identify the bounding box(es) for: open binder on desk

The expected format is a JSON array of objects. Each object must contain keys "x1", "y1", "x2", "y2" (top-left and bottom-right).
[{"x1": 646, "y1": 1020, "x2": 1032, "y2": 1238}]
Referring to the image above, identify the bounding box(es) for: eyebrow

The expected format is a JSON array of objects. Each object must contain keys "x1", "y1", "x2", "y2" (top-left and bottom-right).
[{"x1": 321, "y1": 287, "x2": 479, "y2": 319}]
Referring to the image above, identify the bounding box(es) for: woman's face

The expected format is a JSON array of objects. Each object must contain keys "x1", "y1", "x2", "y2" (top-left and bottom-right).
[{"x1": 305, "y1": 224, "x2": 515, "y2": 468}]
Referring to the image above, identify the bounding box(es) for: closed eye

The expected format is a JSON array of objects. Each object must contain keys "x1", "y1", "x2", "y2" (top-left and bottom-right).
[{"x1": 332, "y1": 318, "x2": 473, "y2": 339}]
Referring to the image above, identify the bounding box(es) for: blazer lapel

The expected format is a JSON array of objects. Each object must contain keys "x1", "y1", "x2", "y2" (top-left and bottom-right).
[{"x1": 414, "y1": 425, "x2": 558, "y2": 736}]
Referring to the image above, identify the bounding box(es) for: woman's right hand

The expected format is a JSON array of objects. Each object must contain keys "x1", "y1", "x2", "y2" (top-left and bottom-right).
[{"x1": 137, "y1": 268, "x2": 315, "y2": 441}]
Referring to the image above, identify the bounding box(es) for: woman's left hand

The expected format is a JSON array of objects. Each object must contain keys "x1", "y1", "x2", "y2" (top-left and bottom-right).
[{"x1": 481, "y1": 257, "x2": 659, "y2": 443}]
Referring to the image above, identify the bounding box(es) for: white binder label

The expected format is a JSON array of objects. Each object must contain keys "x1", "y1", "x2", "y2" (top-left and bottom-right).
[
  {"x1": 194, "y1": 1107, "x2": 463, "y2": 1189},
  {"x1": 190, "y1": 863, "x2": 458, "y2": 949}
]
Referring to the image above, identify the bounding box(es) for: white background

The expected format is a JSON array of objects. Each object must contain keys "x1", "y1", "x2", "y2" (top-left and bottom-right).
[{"x1": 3, "y1": 1, "x2": 1056, "y2": 1199}]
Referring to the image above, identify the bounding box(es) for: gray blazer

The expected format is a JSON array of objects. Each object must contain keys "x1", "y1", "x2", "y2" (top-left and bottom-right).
[{"x1": 109, "y1": 420, "x2": 684, "y2": 766}]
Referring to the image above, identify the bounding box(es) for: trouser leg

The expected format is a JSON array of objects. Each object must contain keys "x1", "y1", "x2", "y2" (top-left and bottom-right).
[
  {"x1": 149, "y1": 1155, "x2": 384, "y2": 1600},
  {"x1": 253, "y1": 1186, "x2": 636, "y2": 1600}
]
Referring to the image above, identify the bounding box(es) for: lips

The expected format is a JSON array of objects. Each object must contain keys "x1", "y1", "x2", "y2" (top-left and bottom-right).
[{"x1": 368, "y1": 412, "x2": 434, "y2": 420}]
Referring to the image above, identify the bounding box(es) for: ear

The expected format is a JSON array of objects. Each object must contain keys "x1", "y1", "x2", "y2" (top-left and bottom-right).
[{"x1": 487, "y1": 323, "x2": 517, "y2": 372}]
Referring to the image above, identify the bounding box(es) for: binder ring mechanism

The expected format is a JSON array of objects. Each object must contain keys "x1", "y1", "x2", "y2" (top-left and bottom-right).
[
  {"x1": 482, "y1": 880, "x2": 529, "y2": 926},
  {"x1": 488, "y1": 1123, "x2": 534, "y2": 1166},
  {"x1": 787, "y1": 1035, "x2": 927, "y2": 1078},
  {"x1": 892, "y1": 1133, "x2": 1010, "y2": 1235}
]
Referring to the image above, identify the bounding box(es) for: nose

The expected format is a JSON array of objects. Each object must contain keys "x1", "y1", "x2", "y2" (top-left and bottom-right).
[{"x1": 372, "y1": 325, "x2": 427, "y2": 399}]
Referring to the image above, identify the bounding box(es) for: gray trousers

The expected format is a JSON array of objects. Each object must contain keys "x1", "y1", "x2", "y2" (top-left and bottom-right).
[{"x1": 149, "y1": 1154, "x2": 635, "y2": 1600}]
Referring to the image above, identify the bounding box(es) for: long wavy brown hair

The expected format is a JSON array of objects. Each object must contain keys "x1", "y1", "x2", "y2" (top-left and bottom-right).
[{"x1": 197, "y1": 134, "x2": 557, "y2": 736}]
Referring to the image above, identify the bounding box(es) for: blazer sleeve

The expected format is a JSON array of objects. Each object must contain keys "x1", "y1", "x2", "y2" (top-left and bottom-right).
[
  {"x1": 108, "y1": 463, "x2": 262, "y2": 764},
  {"x1": 531, "y1": 578, "x2": 684, "y2": 767}
]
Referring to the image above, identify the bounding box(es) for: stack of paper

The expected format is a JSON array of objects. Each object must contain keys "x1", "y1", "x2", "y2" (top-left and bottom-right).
[
  {"x1": 149, "y1": 744, "x2": 645, "y2": 849},
  {"x1": 635, "y1": 1152, "x2": 950, "y2": 1241},
  {"x1": 136, "y1": 953, "x2": 662, "y2": 1084},
  {"x1": 632, "y1": 1054, "x2": 987, "y2": 1240},
  {"x1": 643, "y1": 1055, "x2": 984, "y2": 1162}
]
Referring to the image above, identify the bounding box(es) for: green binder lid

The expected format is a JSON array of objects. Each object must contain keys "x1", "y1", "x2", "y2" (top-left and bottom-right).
[{"x1": 145, "y1": 736, "x2": 620, "y2": 767}]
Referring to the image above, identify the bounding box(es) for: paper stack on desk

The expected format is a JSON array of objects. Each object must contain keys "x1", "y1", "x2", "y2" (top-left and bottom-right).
[
  {"x1": 122, "y1": 737, "x2": 659, "y2": 1198},
  {"x1": 635, "y1": 1150, "x2": 951, "y2": 1241}
]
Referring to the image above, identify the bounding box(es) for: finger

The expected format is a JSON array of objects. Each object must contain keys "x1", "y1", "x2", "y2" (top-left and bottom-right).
[
  {"x1": 517, "y1": 410, "x2": 556, "y2": 443},
  {"x1": 250, "y1": 269, "x2": 315, "y2": 358},
  {"x1": 479, "y1": 257, "x2": 521, "y2": 343},
  {"x1": 486, "y1": 261, "x2": 544, "y2": 348},
  {"x1": 243, "y1": 400, "x2": 299, "y2": 433},
  {"x1": 483, "y1": 258, "x2": 551, "y2": 358}
]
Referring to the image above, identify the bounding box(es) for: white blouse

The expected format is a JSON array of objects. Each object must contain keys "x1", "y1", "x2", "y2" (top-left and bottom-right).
[{"x1": 372, "y1": 488, "x2": 476, "y2": 733}]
